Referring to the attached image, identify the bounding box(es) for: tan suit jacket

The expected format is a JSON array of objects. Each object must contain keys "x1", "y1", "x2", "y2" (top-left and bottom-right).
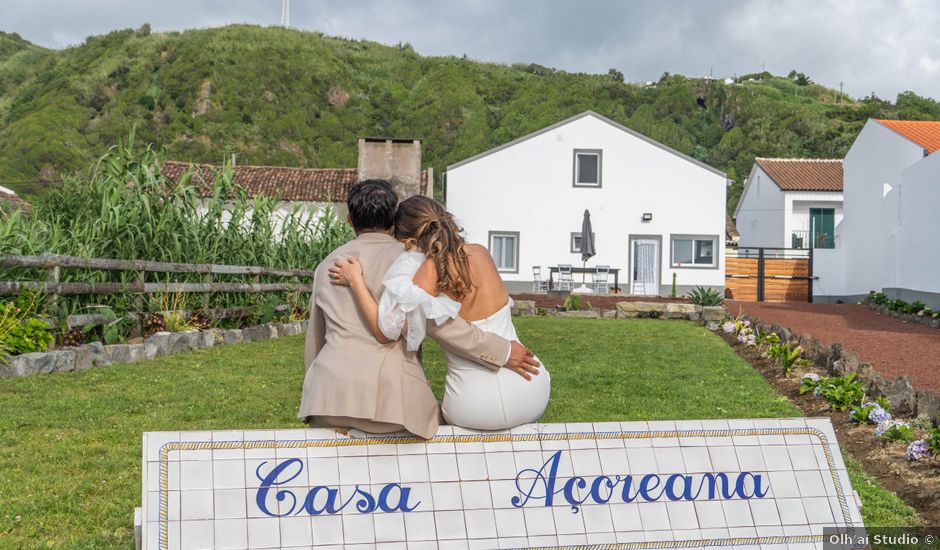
[{"x1": 298, "y1": 232, "x2": 511, "y2": 438}]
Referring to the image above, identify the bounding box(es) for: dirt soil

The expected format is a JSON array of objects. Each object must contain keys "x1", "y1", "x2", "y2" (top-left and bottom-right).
[
  {"x1": 723, "y1": 332, "x2": 940, "y2": 525},
  {"x1": 512, "y1": 293, "x2": 688, "y2": 310},
  {"x1": 727, "y1": 301, "x2": 940, "y2": 395}
]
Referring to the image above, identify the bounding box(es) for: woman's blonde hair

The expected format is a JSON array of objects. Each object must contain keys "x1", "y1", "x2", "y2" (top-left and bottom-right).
[{"x1": 394, "y1": 195, "x2": 474, "y2": 300}]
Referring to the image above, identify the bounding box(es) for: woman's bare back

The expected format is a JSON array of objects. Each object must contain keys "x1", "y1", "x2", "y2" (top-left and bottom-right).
[{"x1": 413, "y1": 243, "x2": 510, "y2": 322}]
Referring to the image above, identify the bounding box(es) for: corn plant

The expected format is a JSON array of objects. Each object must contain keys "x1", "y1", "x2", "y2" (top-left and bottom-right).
[{"x1": 0, "y1": 131, "x2": 352, "y2": 337}]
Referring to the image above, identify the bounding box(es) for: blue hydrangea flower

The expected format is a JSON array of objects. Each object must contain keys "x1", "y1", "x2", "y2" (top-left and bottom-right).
[
  {"x1": 868, "y1": 406, "x2": 891, "y2": 424},
  {"x1": 876, "y1": 419, "x2": 907, "y2": 437},
  {"x1": 907, "y1": 439, "x2": 932, "y2": 461},
  {"x1": 802, "y1": 373, "x2": 821, "y2": 382},
  {"x1": 722, "y1": 321, "x2": 735, "y2": 333}
]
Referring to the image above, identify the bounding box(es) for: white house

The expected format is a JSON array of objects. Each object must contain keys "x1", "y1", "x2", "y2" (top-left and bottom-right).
[
  {"x1": 734, "y1": 158, "x2": 843, "y2": 250},
  {"x1": 814, "y1": 119, "x2": 940, "y2": 306},
  {"x1": 445, "y1": 111, "x2": 728, "y2": 295}
]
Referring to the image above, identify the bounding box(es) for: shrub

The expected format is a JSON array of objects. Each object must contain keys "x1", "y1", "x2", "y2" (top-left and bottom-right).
[
  {"x1": 563, "y1": 294, "x2": 581, "y2": 311},
  {"x1": 6, "y1": 316, "x2": 55, "y2": 354},
  {"x1": 877, "y1": 420, "x2": 915, "y2": 443},
  {"x1": 687, "y1": 286, "x2": 724, "y2": 306},
  {"x1": 803, "y1": 373, "x2": 864, "y2": 411}
]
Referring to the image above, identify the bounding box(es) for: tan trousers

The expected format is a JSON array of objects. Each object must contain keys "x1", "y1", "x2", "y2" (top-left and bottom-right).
[{"x1": 307, "y1": 415, "x2": 405, "y2": 434}]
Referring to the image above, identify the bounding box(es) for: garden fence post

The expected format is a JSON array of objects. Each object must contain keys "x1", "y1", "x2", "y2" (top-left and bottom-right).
[
  {"x1": 45, "y1": 264, "x2": 60, "y2": 317},
  {"x1": 757, "y1": 248, "x2": 765, "y2": 302}
]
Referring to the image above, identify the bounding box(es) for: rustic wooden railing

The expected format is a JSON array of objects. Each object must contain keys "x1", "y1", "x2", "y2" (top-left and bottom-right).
[{"x1": 0, "y1": 254, "x2": 316, "y2": 327}]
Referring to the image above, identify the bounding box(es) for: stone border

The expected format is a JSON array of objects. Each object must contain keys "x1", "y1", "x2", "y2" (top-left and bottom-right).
[
  {"x1": 0, "y1": 321, "x2": 310, "y2": 379},
  {"x1": 863, "y1": 299, "x2": 940, "y2": 330},
  {"x1": 737, "y1": 313, "x2": 940, "y2": 426},
  {"x1": 511, "y1": 300, "x2": 726, "y2": 327}
]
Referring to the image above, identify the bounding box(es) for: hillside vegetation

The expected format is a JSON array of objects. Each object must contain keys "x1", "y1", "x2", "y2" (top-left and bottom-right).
[{"x1": 1, "y1": 25, "x2": 939, "y2": 211}]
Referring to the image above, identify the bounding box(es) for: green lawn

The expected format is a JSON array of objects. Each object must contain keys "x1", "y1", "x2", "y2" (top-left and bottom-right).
[{"x1": 0, "y1": 318, "x2": 919, "y2": 548}]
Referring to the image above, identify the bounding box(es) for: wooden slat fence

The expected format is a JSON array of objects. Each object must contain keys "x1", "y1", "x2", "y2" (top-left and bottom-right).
[
  {"x1": 0, "y1": 254, "x2": 316, "y2": 327},
  {"x1": 725, "y1": 248, "x2": 815, "y2": 303}
]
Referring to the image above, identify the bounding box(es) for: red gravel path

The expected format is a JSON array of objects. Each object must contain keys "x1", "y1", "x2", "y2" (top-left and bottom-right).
[{"x1": 727, "y1": 301, "x2": 940, "y2": 394}]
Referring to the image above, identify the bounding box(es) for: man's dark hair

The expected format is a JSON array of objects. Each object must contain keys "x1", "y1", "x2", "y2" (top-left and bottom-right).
[{"x1": 347, "y1": 179, "x2": 397, "y2": 232}]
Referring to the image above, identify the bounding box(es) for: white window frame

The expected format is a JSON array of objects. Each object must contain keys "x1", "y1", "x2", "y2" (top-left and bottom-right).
[
  {"x1": 488, "y1": 231, "x2": 519, "y2": 273},
  {"x1": 570, "y1": 232, "x2": 596, "y2": 254},
  {"x1": 573, "y1": 149, "x2": 602, "y2": 188},
  {"x1": 670, "y1": 234, "x2": 719, "y2": 269}
]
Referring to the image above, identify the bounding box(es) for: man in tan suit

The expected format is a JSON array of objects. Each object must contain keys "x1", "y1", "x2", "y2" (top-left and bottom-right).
[{"x1": 298, "y1": 180, "x2": 540, "y2": 439}]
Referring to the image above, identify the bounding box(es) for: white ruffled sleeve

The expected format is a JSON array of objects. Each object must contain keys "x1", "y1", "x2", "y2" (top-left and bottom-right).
[{"x1": 377, "y1": 251, "x2": 462, "y2": 351}]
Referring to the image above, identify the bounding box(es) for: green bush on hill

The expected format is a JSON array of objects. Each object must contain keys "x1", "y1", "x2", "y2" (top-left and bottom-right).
[{"x1": 0, "y1": 25, "x2": 938, "y2": 212}]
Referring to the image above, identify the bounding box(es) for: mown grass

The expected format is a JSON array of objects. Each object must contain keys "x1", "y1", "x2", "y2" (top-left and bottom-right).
[{"x1": 0, "y1": 318, "x2": 919, "y2": 548}]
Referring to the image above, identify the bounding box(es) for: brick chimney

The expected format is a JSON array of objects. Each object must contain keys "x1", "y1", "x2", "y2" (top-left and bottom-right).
[{"x1": 357, "y1": 138, "x2": 427, "y2": 200}]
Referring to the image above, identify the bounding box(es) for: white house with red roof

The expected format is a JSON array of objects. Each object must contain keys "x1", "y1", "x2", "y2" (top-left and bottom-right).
[
  {"x1": 734, "y1": 158, "x2": 843, "y2": 249},
  {"x1": 814, "y1": 119, "x2": 940, "y2": 306}
]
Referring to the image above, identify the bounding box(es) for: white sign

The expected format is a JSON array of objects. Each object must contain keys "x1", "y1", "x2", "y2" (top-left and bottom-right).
[{"x1": 141, "y1": 418, "x2": 863, "y2": 549}]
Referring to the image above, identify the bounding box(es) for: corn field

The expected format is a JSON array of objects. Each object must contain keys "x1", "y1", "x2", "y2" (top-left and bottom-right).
[{"x1": 0, "y1": 133, "x2": 351, "y2": 325}]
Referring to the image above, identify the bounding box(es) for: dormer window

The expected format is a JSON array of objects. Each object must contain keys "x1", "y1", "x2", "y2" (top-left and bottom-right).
[{"x1": 573, "y1": 149, "x2": 602, "y2": 187}]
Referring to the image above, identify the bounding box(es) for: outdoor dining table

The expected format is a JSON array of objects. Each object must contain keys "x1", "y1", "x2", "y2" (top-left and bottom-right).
[{"x1": 547, "y1": 266, "x2": 620, "y2": 292}]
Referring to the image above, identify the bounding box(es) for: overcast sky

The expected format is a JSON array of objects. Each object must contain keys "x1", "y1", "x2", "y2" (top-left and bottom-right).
[{"x1": 3, "y1": 0, "x2": 939, "y2": 100}]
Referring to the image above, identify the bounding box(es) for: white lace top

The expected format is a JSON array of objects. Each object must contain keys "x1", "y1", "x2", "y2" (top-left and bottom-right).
[{"x1": 378, "y1": 251, "x2": 462, "y2": 351}]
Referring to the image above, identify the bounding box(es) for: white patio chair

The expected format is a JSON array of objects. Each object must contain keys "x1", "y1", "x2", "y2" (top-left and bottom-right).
[
  {"x1": 532, "y1": 266, "x2": 549, "y2": 293},
  {"x1": 556, "y1": 264, "x2": 574, "y2": 291},
  {"x1": 593, "y1": 265, "x2": 611, "y2": 294}
]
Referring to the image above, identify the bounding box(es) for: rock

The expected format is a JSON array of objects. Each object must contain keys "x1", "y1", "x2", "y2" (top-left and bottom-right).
[
  {"x1": 616, "y1": 302, "x2": 665, "y2": 313},
  {"x1": 222, "y1": 329, "x2": 243, "y2": 344},
  {"x1": 555, "y1": 310, "x2": 600, "y2": 318},
  {"x1": 84, "y1": 342, "x2": 111, "y2": 368},
  {"x1": 616, "y1": 311, "x2": 640, "y2": 319},
  {"x1": 208, "y1": 328, "x2": 225, "y2": 345},
  {"x1": 601, "y1": 309, "x2": 617, "y2": 319},
  {"x1": 511, "y1": 300, "x2": 537, "y2": 317},
  {"x1": 831, "y1": 350, "x2": 860, "y2": 376},
  {"x1": 798, "y1": 337, "x2": 828, "y2": 369},
  {"x1": 882, "y1": 376, "x2": 918, "y2": 416},
  {"x1": 271, "y1": 323, "x2": 287, "y2": 338},
  {"x1": 914, "y1": 390, "x2": 940, "y2": 424},
  {"x1": 126, "y1": 336, "x2": 145, "y2": 345},
  {"x1": 167, "y1": 332, "x2": 199, "y2": 355},
  {"x1": 931, "y1": 319, "x2": 940, "y2": 330},
  {"x1": 705, "y1": 320, "x2": 720, "y2": 331},
  {"x1": 864, "y1": 372, "x2": 888, "y2": 398},
  {"x1": 147, "y1": 332, "x2": 173, "y2": 356},
  {"x1": 243, "y1": 324, "x2": 276, "y2": 342},
  {"x1": 195, "y1": 331, "x2": 214, "y2": 349},
  {"x1": 5, "y1": 350, "x2": 76, "y2": 377},
  {"x1": 701, "y1": 306, "x2": 725, "y2": 321},
  {"x1": 64, "y1": 345, "x2": 93, "y2": 370}
]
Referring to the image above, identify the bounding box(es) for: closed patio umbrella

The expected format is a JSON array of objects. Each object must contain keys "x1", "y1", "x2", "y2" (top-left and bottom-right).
[{"x1": 573, "y1": 209, "x2": 596, "y2": 293}]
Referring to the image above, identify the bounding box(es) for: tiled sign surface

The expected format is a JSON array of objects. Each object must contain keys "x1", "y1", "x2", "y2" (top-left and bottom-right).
[{"x1": 141, "y1": 418, "x2": 863, "y2": 549}]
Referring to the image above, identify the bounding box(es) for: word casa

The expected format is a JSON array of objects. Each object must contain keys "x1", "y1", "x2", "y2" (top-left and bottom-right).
[
  {"x1": 254, "y1": 459, "x2": 420, "y2": 517},
  {"x1": 512, "y1": 450, "x2": 770, "y2": 513}
]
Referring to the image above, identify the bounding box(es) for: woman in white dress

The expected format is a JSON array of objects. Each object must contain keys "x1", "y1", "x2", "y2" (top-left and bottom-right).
[{"x1": 328, "y1": 195, "x2": 550, "y2": 430}]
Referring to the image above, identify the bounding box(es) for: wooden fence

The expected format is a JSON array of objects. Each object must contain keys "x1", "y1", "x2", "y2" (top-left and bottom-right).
[
  {"x1": 725, "y1": 248, "x2": 815, "y2": 303},
  {"x1": 0, "y1": 254, "x2": 315, "y2": 327}
]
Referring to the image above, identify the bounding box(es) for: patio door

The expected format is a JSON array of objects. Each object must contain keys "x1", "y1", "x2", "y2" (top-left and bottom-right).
[
  {"x1": 631, "y1": 238, "x2": 659, "y2": 295},
  {"x1": 809, "y1": 208, "x2": 835, "y2": 249}
]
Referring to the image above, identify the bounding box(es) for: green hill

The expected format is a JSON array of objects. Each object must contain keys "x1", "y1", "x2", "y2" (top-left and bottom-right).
[{"x1": 1, "y1": 24, "x2": 939, "y2": 211}]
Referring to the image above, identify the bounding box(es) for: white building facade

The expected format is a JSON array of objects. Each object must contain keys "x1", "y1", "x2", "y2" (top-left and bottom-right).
[
  {"x1": 734, "y1": 158, "x2": 843, "y2": 250},
  {"x1": 446, "y1": 111, "x2": 728, "y2": 295},
  {"x1": 814, "y1": 119, "x2": 940, "y2": 306}
]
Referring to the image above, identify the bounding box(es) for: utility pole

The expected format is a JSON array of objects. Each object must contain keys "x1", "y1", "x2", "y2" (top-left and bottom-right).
[
  {"x1": 281, "y1": 0, "x2": 290, "y2": 28},
  {"x1": 839, "y1": 81, "x2": 844, "y2": 104}
]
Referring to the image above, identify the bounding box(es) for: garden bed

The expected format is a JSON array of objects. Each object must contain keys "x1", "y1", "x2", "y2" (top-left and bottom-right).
[{"x1": 721, "y1": 326, "x2": 940, "y2": 525}]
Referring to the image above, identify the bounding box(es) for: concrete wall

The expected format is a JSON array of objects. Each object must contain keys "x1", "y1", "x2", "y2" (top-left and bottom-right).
[
  {"x1": 735, "y1": 165, "x2": 786, "y2": 247},
  {"x1": 837, "y1": 120, "x2": 925, "y2": 296},
  {"x1": 893, "y1": 149, "x2": 940, "y2": 308},
  {"x1": 357, "y1": 138, "x2": 428, "y2": 200},
  {"x1": 196, "y1": 199, "x2": 337, "y2": 240},
  {"x1": 446, "y1": 113, "x2": 727, "y2": 295}
]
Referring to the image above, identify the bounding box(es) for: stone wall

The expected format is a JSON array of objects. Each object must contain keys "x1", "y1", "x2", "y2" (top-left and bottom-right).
[
  {"x1": 739, "y1": 313, "x2": 940, "y2": 425},
  {"x1": 511, "y1": 300, "x2": 725, "y2": 327},
  {"x1": 0, "y1": 321, "x2": 309, "y2": 379}
]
